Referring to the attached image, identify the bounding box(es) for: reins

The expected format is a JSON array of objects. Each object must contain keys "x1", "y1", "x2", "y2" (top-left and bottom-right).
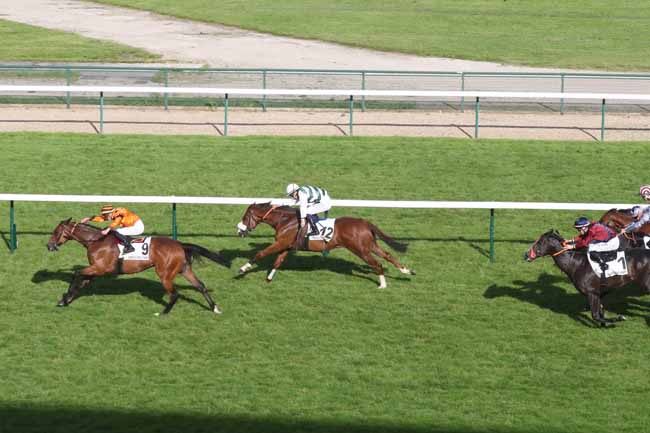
[{"x1": 261, "y1": 205, "x2": 278, "y2": 221}]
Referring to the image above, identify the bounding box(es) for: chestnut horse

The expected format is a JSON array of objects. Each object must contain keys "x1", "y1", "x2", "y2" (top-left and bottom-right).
[
  {"x1": 236, "y1": 203, "x2": 415, "y2": 288},
  {"x1": 524, "y1": 229, "x2": 650, "y2": 326},
  {"x1": 47, "y1": 218, "x2": 228, "y2": 315},
  {"x1": 600, "y1": 207, "x2": 650, "y2": 235}
]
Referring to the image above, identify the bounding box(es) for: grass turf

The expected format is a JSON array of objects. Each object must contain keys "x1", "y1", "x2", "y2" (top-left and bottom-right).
[
  {"x1": 90, "y1": 0, "x2": 650, "y2": 71},
  {"x1": 1, "y1": 133, "x2": 649, "y2": 433}
]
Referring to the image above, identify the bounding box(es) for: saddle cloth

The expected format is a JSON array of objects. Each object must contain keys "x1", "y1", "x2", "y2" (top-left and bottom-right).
[
  {"x1": 644, "y1": 236, "x2": 650, "y2": 249},
  {"x1": 308, "y1": 218, "x2": 336, "y2": 242},
  {"x1": 118, "y1": 236, "x2": 152, "y2": 260},
  {"x1": 587, "y1": 237, "x2": 627, "y2": 278}
]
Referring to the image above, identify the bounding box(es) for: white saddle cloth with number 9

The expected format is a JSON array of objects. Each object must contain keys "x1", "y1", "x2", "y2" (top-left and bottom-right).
[{"x1": 118, "y1": 237, "x2": 152, "y2": 260}]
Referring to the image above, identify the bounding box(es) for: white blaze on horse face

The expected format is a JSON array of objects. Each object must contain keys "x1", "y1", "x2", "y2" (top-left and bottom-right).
[{"x1": 378, "y1": 275, "x2": 387, "y2": 289}]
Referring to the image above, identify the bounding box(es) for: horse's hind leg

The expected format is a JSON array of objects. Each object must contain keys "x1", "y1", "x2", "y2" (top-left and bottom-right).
[
  {"x1": 371, "y1": 243, "x2": 415, "y2": 276},
  {"x1": 181, "y1": 267, "x2": 222, "y2": 314},
  {"x1": 348, "y1": 247, "x2": 387, "y2": 288}
]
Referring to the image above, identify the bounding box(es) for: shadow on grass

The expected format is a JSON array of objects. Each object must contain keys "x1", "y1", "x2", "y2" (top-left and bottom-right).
[
  {"x1": 0, "y1": 403, "x2": 558, "y2": 433},
  {"x1": 222, "y1": 242, "x2": 412, "y2": 286},
  {"x1": 484, "y1": 272, "x2": 650, "y2": 327},
  {"x1": 31, "y1": 268, "x2": 214, "y2": 312}
]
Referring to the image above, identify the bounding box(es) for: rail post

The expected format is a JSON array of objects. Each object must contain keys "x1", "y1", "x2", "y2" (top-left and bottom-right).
[
  {"x1": 65, "y1": 67, "x2": 71, "y2": 109},
  {"x1": 600, "y1": 98, "x2": 606, "y2": 142},
  {"x1": 224, "y1": 93, "x2": 229, "y2": 136},
  {"x1": 9, "y1": 200, "x2": 16, "y2": 253},
  {"x1": 163, "y1": 68, "x2": 169, "y2": 111},
  {"x1": 474, "y1": 96, "x2": 480, "y2": 139},
  {"x1": 262, "y1": 70, "x2": 267, "y2": 112},
  {"x1": 361, "y1": 72, "x2": 366, "y2": 112},
  {"x1": 460, "y1": 72, "x2": 465, "y2": 113},
  {"x1": 560, "y1": 74, "x2": 564, "y2": 114},
  {"x1": 99, "y1": 91, "x2": 104, "y2": 134},
  {"x1": 349, "y1": 95, "x2": 354, "y2": 136},
  {"x1": 489, "y1": 208, "x2": 495, "y2": 262},
  {"x1": 172, "y1": 203, "x2": 177, "y2": 240}
]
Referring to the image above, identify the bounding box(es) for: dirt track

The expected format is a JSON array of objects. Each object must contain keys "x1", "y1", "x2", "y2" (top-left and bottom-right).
[{"x1": 2, "y1": 104, "x2": 649, "y2": 141}]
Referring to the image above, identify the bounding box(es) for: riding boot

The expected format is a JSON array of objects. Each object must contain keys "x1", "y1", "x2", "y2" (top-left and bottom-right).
[
  {"x1": 113, "y1": 231, "x2": 135, "y2": 253},
  {"x1": 294, "y1": 224, "x2": 309, "y2": 251}
]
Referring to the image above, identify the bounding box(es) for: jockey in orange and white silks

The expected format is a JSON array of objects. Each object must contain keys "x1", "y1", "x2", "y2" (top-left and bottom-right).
[
  {"x1": 286, "y1": 183, "x2": 331, "y2": 247},
  {"x1": 81, "y1": 204, "x2": 143, "y2": 253}
]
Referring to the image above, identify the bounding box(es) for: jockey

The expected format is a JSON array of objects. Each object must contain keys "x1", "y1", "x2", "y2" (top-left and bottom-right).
[
  {"x1": 286, "y1": 183, "x2": 332, "y2": 248},
  {"x1": 565, "y1": 217, "x2": 616, "y2": 250},
  {"x1": 81, "y1": 204, "x2": 144, "y2": 253},
  {"x1": 618, "y1": 185, "x2": 650, "y2": 235}
]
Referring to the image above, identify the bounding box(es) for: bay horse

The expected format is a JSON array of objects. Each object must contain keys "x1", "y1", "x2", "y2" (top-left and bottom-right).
[
  {"x1": 236, "y1": 203, "x2": 415, "y2": 288},
  {"x1": 524, "y1": 229, "x2": 650, "y2": 326},
  {"x1": 46, "y1": 218, "x2": 228, "y2": 315}
]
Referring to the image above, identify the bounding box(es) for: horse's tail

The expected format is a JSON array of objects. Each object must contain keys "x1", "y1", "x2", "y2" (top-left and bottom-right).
[
  {"x1": 370, "y1": 224, "x2": 408, "y2": 253},
  {"x1": 181, "y1": 243, "x2": 230, "y2": 268}
]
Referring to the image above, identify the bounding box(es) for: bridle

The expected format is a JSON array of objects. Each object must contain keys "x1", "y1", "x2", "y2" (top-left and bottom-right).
[{"x1": 56, "y1": 222, "x2": 79, "y2": 245}]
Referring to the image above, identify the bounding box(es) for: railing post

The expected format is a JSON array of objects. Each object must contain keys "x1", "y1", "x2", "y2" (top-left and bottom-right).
[
  {"x1": 489, "y1": 208, "x2": 495, "y2": 262},
  {"x1": 474, "y1": 96, "x2": 480, "y2": 139},
  {"x1": 349, "y1": 95, "x2": 354, "y2": 136},
  {"x1": 99, "y1": 91, "x2": 104, "y2": 134},
  {"x1": 560, "y1": 74, "x2": 564, "y2": 114},
  {"x1": 460, "y1": 72, "x2": 465, "y2": 113},
  {"x1": 65, "y1": 67, "x2": 71, "y2": 109},
  {"x1": 600, "y1": 98, "x2": 606, "y2": 142},
  {"x1": 172, "y1": 203, "x2": 177, "y2": 240},
  {"x1": 9, "y1": 200, "x2": 16, "y2": 253},
  {"x1": 361, "y1": 72, "x2": 366, "y2": 112},
  {"x1": 262, "y1": 70, "x2": 267, "y2": 112},
  {"x1": 163, "y1": 68, "x2": 169, "y2": 111},
  {"x1": 224, "y1": 93, "x2": 229, "y2": 136}
]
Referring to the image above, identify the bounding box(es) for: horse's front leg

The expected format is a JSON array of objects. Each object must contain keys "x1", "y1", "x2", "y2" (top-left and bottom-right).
[
  {"x1": 58, "y1": 272, "x2": 94, "y2": 307},
  {"x1": 267, "y1": 250, "x2": 290, "y2": 283},
  {"x1": 238, "y1": 242, "x2": 290, "y2": 276}
]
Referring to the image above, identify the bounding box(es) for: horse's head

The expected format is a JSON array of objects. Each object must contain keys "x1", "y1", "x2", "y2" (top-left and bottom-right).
[
  {"x1": 524, "y1": 229, "x2": 566, "y2": 262},
  {"x1": 237, "y1": 203, "x2": 274, "y2": 237},
  {"x1": 47, "y1": 218, "x2": 74, "y2": 251},
  {"x1": 600, "y1": 208, "x2": 633, "y2": 231}
]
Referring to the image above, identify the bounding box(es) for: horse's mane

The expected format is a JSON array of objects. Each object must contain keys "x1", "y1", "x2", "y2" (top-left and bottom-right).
[
  {"x1": 544, "y1": 229, "x2": 565, "y2": 242},
  {"x1": 253, "y1": 202, "x2": 297, "y2": 214}
]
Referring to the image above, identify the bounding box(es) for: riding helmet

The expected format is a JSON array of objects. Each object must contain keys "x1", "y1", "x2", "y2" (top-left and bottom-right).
[{"x1": 573, "y1": 217, "x2": 590, "y2": 228}]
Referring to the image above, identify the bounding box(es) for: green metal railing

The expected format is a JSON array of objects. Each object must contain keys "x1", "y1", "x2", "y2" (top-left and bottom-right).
[{"x1": 2, "y1": 64, "x2": 650, "y2": 141}]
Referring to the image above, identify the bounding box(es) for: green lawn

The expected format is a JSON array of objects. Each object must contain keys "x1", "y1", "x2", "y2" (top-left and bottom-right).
[
  {"x1": 1, "y1": 133, "x2": 650, "y2": 433},
  {"x1": 90, "y1": 0, "x2": 650, "y2": 71},
  {"x1": 0, "y1": 19, "x2": 159, "y2": 63}
]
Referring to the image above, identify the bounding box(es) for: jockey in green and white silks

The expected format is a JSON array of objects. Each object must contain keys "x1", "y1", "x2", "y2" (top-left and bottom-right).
[{"x1": 286, "y1": 183, "x2": 332, "y2": 244}]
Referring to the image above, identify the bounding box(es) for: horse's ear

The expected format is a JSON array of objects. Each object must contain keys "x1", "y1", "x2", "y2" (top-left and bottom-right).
[{"x1": 64, "y1": 217, "x2": 72, "y2": 224}]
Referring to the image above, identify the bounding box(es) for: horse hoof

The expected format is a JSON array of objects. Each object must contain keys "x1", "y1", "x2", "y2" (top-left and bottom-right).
[
  {"x1": 617, "y1": 315, "x2": 627, "y2": 321},
  {"x1": 56, "y1": 301, "x2": 67, "y2": 307},
  {"x1": 212, "y1": 305, "x2": 222, "y2": 315}
]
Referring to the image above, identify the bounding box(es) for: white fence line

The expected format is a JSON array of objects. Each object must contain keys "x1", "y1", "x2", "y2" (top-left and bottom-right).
[
  {"x1": 1, "y1": 85, "x2": 650, "y2": 101},
  {"x1": 3, "y1": 193, "x2": 635, "y2": 260},
  {"x1": 0, "y1": 193, "x2": 636, "y2": 210}
]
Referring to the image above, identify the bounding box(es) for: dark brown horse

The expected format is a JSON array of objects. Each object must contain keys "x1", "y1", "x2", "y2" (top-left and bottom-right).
[
  {"x1": 47, "y1": 218, "x2": 228, "y2": 315},
  {"x1": 236, "y1": 203, "x2": 415, "y2": 288},
  {"x1": 600, "y1": 207, "x2": 650, "y2": 235},
  {"x1": 524, "y1": 229, "x2": 650, "y2": 326}
]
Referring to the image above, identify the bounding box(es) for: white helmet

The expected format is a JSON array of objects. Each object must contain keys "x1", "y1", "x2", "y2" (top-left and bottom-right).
[{"x1": 286, "y1": 183, "x2": 299, "y2": 196}]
